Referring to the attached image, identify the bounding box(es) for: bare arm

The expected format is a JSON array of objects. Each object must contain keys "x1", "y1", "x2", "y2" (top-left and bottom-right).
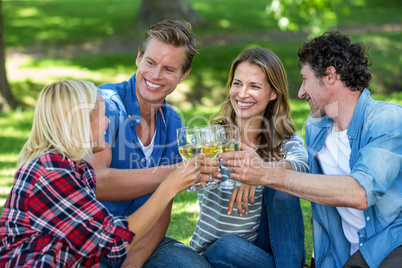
[
  {"x1": 221, "y1": 150, "x2": 367, "y2": 210},
  {"x1": 122, "y1": 201, "x2": 172, "y2": 268},
  {"x1": 87, "y1": 142, "x2": 176, "y2": 202},
  {"x1": 123, "y1": 156, "x2": 203, "y2": 252},
  {"x1": 268, "y1": 168, "x2": 367, "y2": 209},
  {"x1": 88, "y1": 142, "x2": 220, "y2": 202}
]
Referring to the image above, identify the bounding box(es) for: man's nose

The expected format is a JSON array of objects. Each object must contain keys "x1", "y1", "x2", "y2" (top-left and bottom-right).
[
  {"x1": 298, "y1": 85, "x2": 305, "y2": 99},
  {"x1": 151, "y1": 67, "x2": 162, "y2": 78}
]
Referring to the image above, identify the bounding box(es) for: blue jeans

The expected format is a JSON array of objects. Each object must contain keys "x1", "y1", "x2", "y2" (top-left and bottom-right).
[
  {"x1": 204, "y1": 187, "x2": 305, "y2": 268},
  {"x1": 204, "y1": 235, "x2": 275, "y2": 268},
  {"x1": 101, "y1": 196, "x2": 212, "y2": 268},
  {"x1": 100, "y1": 237, "x2": 212, "y2": 268}
]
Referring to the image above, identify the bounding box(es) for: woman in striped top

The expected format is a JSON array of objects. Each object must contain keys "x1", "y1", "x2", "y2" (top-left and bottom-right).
[{"x1": 190, "y1": 47, "x2": 309, "y2": 268}]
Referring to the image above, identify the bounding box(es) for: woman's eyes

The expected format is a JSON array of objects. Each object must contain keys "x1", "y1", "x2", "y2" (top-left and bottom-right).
[{"x1": 232, "y1": 82, "x2": 261, "y2": 90}]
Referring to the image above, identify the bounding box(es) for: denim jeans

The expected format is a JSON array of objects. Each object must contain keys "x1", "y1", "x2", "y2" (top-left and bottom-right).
[
  {"x1": 100, "y1": 237, "x2": 212, "y2": 268},
  {"x1": 204, "y1": 235, "x2": 275, "y2": 268},
  {"x1": 204, "y1": 187, "x2": 305, "y2": 268}
]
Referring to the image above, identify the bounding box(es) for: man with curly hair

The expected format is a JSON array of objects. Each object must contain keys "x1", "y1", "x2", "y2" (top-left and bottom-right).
[{"x1": 219, "y1": 31, "x2": 402, "y2": 267}]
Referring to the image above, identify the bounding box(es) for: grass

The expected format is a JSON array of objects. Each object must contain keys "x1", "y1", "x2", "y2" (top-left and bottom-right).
[{"x1": 2, "y1": 0, "x2": 402, "y2": 263}]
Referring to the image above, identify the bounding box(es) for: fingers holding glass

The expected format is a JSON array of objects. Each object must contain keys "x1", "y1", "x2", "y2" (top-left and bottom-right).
[
  {"x1": 217, "y1": 124, "x2": 241, "y2": 189},
  {"x1": 199, "y1": 125, "x2": 220, "y2": 190},
  {"x1": 177, "y1": 126, "x2": 204, "y2": 191}
]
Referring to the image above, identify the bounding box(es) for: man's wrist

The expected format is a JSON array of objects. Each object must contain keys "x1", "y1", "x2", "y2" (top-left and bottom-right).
[{"x1": 261, "y1": 162, "x2": 274, "y2": 186}]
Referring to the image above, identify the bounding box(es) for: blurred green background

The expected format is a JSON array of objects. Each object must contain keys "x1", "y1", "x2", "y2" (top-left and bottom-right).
[{"x1": 1, "y1": 0, "x2": 402, "y2": 262}]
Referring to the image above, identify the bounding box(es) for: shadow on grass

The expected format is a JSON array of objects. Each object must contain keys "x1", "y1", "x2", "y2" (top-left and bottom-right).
[
  {"x1": 0, "y1": 136, "x2": 27, "y2": 155},
  {"x1": 0, "y1": 161, "x2": 17, "y2": 171}
]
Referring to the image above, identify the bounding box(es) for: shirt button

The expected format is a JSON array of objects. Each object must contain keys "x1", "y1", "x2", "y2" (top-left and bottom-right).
[
  {"x1": 136, "y1": 119, "x2": 140, "y2": 123},
  {"x1": 141, "y1": 159, "x2": 145, "y2": 162},
  {"x1": 360, "y1": 234, "x2": 363, "y2": 238},
  {"x1": 128, "y1": 115, "x2": 131, "y2": 118},
  {"x1": 366, "y1": 216, "x2": 370, "y2": 221},
  {"x1": 359, "y1": 243, "x2": 363, "y2": 247}
]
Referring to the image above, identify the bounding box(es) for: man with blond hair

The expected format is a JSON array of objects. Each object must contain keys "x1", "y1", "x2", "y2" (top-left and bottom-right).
[{"x1": 90, "y1": 20, "x2": 214, "y2": 268}]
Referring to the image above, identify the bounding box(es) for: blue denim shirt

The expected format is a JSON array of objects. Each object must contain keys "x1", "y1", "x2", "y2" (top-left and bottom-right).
[
  {"x1": 98, "y1": 73, "x2": 183, "y2": 217},
  {"x1": 305, "y1": 89, "x2": 402, "y2": 267}
]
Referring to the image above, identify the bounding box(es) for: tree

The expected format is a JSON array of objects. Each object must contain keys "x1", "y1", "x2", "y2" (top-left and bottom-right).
[
  {"x1": 137, "y1": 0, "x2": 205, "y2": 29},
  {"x1": 267, "y1": 0, "x2": 349, "y2": 36},
  {"x1": 0, "y1": 0, "x2": 17, "y2": 112}
]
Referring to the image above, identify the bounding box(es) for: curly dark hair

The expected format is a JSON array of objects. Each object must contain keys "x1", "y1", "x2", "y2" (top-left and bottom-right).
[{"x1": 297, "y1": 31, "x2": 372, "y2": 92}]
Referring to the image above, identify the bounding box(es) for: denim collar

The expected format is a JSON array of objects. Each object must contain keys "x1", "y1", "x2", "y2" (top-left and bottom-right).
[
  {"x1": 347, "y1": 88, "x2": 370, "y2": 140},
  {"x1": 309, "y1": 88, "x2": 371, "y2": 135}
]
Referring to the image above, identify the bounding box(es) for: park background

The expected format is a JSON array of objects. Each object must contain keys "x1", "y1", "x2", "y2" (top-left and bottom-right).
[{"x1": 1, "y1": 0, "x2": 402, "y2": 261}]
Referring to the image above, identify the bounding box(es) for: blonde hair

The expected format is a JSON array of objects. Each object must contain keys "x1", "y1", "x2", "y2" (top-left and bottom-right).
[
  {"x1": 138, "y1": 19, "x2": 200, "y2": 74},
  {"x1": 211, "y1": 47, "x2": 296, "y2": 161},
  {"x1": 17, "y1": 80, "x2": 98, "y2": 168}
]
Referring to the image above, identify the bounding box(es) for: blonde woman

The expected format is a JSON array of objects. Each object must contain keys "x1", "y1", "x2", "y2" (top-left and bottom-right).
[
  {"x1": 0, "y1": 80, "x2": 203, "y2": 267},
  {"x1": 190, "y1": 47, "x2": 309, "y2": 268}
]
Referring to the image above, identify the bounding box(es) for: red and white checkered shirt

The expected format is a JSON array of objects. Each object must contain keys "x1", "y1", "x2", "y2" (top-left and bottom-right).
[{"x1": 0, "y1": 151, "x2": 134, "y2": 267}]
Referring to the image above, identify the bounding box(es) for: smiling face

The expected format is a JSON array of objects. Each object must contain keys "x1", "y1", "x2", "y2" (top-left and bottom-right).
[
  {"x1": 298, "y1": 63, "x2": 331, "y2": 117},
  {"x1": 90, "y1": 92, "x2": 109, "y2": 154},
  {"x1": 230, "y1": 61, "x2": 277, "y2": 122},
  {"x1": 135, "y1": 38, "x2": 191, "y2": 106}
]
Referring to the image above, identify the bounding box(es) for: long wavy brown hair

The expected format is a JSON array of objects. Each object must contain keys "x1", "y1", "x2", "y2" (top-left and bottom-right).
[{"x1": 211, "y1": 47, "x2": 295, "y2": 161}]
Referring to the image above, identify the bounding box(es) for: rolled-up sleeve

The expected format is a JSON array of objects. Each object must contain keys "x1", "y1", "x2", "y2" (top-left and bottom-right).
[
  {"x1": 101, "y1": 92, "x2": 120, "y2": 146},
  {"x1": 349, "y1": 107, "x2": 402, "y2": 206},
  {"x1": 282, "y1": 133, "x2": 309, "y2": 173}
]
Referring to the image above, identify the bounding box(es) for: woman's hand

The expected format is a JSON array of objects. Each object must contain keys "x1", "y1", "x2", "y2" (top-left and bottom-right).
[
  {"x1": 199, "y1": 157, "x2": 221, "y2": 185},
  {"x1": 228, "y1": 184, "x2": 256, "y2": 217},
  {"x1": 164, "y1": 154, "x2": 206, "y2": 195}
]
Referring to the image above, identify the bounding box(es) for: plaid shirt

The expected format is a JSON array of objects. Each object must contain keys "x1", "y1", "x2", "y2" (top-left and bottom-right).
[{"x1": 0, "y1": 151, "x2": 134, "y2": 267}]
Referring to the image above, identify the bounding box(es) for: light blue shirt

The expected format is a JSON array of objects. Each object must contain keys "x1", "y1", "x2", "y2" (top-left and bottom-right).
[
  {"x1": 305, "y1": 89, "x2": 402, "y2": 267},
  {"x1": 98, "y1": 73, "x2": 183, "y2": 217}
]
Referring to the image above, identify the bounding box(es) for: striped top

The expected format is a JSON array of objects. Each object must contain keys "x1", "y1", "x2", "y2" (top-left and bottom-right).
[{"x1": 190, "y1": 133, "x2": 308, "y2": 254}]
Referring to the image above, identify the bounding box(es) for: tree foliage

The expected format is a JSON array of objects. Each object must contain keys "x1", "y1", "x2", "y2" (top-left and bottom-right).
[{"x1": 267, "y1": 0, "x2": 350, "y2": 36}]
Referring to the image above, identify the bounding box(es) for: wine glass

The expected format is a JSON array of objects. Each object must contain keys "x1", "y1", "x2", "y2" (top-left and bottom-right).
[
  {"x1": 198, "y1": 125, "x2": 219, "y2": 190},
  {"x1": 177, "y1": 126, "x2": 204, "y2": 191},
  {"x1": 217, "y1": 124, "x2": 241, "y2": 189}
]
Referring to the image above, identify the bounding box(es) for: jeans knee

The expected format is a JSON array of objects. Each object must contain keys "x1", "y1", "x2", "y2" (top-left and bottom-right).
[{"x1": 205, "y1": 235, "x2": 248, "y2": 261}]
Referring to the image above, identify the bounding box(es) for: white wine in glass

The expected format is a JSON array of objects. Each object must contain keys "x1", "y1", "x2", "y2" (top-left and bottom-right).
[
  {"x1": 199, "y1": 125, "x2": 219, "y2": 190},
  {"x1": 218, "y1": 140, "x2": 240, "y2": 153},
  {"x1": 178, "y1": 144, "x2": 202, "y2": 160},
  {"x1": 177, "y1": 126, "x2": 204, "y2": 191},
  {"x1": 217, "y1": 124, "x2": 241, "y2": 189}
]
